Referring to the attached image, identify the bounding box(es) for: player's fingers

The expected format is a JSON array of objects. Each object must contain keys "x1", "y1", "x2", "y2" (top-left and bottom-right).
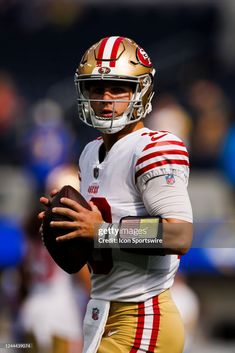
[
  {"x1": 52, "y1": 206, "x2": 80, "y2": 221},
  {"x1": 50, "y1": 188, "x2": 59, "y2": 197},
  {"x1": 89, "y1": 201, "x2": 101, "y2": 214},
  {"x1": 50, "y1": 220, "x2": 79, "y2": 229},
  {"x1": 40, "y1": 197, "x2": 50, "y2": 206},
  {"x1": 38, "y1": 211, "x2": 46, "y2": 219},
  {"x1": 56, "y1": 229, "x2": 82, "y2": 242},
  {"x1": 60, "y1": 197, "x2": 88, "y2": 212}
]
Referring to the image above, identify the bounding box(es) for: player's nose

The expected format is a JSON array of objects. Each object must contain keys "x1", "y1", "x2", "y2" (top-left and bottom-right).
[
  {"x1": 101, "y1": 90, "x2": 114, "y2": 105},
  {"x1": 102, "y1": 88, "x2": 114, "y2": 100}
]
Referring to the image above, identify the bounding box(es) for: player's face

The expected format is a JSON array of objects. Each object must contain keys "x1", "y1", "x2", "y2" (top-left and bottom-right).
[{"x1": 88, "y1": 81, "x2": 134, "y2": 118}]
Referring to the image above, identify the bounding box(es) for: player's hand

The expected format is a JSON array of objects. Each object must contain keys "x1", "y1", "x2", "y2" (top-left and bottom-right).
[
  {"x1": 38, "y1": 189, "x2": 59, "y2": 220},
  {"x1": 50, "y1": 199, "x2": 104, "y2": 241}
]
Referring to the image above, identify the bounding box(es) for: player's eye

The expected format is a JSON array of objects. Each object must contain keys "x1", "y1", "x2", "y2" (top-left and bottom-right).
[
  {"x1": 91, "y1": 87, "x2": 105, "y2": 95},
  {"x1": 109, "y1": 87, "x2": 128, "y2": 95}
]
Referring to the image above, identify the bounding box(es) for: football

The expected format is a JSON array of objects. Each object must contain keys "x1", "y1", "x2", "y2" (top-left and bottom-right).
[{"x1": 42, "y1": 185, "x2": 93, "y2": 274}]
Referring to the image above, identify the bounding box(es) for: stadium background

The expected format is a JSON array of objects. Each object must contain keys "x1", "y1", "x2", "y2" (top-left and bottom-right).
[{"x1": 0, "y1": 0, "x2": 235, "y2": 352}]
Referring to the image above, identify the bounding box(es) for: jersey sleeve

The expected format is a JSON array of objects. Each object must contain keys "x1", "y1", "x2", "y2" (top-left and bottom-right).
[
  {"x1": 142, "y1": 175, "x2": 193, "y2": 222},
  {"x1": 135, "y1": 131, "x2": 190, "y2": 191}
]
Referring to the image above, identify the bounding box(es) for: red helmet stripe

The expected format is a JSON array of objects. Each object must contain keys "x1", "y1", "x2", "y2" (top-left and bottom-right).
[
  {"x1": 96, "y1": 36, "x2": 124, "y2": 68},
  {"x1": 110, "y1": 36, "x2": 124, "y2": 67},
  {"x1": 96, "y1": 37, "x2": 109, "y2": 67}
]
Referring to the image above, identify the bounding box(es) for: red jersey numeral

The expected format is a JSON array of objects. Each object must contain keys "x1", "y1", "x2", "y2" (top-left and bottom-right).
[
  {"x1": 89, "y1": 197, "x2": 113, "y2": 274},
  {"x1": 90, "y1": 197, "x2": 112, "y2": 223}
]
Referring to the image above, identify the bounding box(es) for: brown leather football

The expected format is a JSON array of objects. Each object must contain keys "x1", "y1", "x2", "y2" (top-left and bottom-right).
[{"x1": 42, "y1": 185, "x2": 93, "y2": 274}]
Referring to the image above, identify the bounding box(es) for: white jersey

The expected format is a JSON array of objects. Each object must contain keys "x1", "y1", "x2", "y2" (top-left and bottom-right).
[{"x1": 79, "y1": 127, "x2": 190, "y2": 302}]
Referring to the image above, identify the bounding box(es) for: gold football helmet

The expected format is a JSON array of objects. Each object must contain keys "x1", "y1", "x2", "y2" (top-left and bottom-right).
[{"x1": 74, "y1": 36, "x2": 155, "y2": 134}]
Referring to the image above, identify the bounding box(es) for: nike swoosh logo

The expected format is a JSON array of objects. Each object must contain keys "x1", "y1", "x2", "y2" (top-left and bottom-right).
[{"x1": 107, "y1": 330, "x2": 119, "y2": 337}]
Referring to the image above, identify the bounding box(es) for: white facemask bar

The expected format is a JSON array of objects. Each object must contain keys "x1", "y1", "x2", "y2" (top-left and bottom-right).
[{"x1": 78, "y1": 98, "x2": 138, "y2": 133}]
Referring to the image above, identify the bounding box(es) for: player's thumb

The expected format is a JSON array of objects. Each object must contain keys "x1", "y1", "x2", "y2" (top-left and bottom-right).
[{"x1": 89, "y1": 201, "x2": 100, "y2": 213}]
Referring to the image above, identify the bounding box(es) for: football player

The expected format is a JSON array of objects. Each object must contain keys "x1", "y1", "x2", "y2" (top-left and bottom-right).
[{"x1": 39, "y1": 36, "x2": 193, "y2": 353}]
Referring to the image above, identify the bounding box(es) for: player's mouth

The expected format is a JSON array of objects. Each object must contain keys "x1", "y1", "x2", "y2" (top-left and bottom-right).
[{"x1": 99, "y1": 109, "x2": 114, "y2": 118}]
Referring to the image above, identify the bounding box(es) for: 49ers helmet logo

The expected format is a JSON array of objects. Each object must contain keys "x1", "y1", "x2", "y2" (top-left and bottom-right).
[
  {"x1": 98, "y1": 67, "x2": 111, "y2": 74},
  {"x1": 136, "y1": 47, "x2": 152, "y2": 67}
]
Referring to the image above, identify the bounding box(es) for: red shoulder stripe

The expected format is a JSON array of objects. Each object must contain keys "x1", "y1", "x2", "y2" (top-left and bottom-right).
[
  {"x1": 135, "y1": 159, "x2": 189, "y2": 182},
  {"x1": 136, "y1": 149, "x2": 189, "y2": 166},
  {"x1": 143, "y1": 140, "x2": 185, "y2": 152}
]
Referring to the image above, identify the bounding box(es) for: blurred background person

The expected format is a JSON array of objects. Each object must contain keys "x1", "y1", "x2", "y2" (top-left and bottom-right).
[
  {"x1": 146, "y1": 94, "x2": 193, "y2": 149},
  {"x1": 18, "y1": 164, "x2": 90, "y2": 353},
  {"x1": 187, "y1": 79, "x2": 231, "y2": 170},
  {"x1": 171, "y1": 273, "x2": 200, "y2": 353},
  {"x1": 0, "y1": 72, "x2": 27, "y2": 165},
  {"x1": 20, "y1": 99, "x2": 76, "y2": 193}
]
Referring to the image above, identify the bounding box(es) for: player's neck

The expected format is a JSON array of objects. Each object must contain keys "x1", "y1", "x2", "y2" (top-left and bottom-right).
[{"x1": 102, "y1": 121, "x2": 144, "y2": 151}]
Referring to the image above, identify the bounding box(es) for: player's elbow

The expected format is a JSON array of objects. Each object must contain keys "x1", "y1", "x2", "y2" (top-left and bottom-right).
[
  {"x1": 163, "y1": 221, "x2": 193, "y2": 255},
  {"x1": 165, "y1": 240, "x2": 191, "y2": 256},
  {"x1": 176, "y1": 246, "x2": 190, "y2": 256},
  {"x1": 166, "y1": 239, "x2": 192, "y2": 256},
  {"x1": 175, "y1": 223, "x2": 193, "y2": 255}
]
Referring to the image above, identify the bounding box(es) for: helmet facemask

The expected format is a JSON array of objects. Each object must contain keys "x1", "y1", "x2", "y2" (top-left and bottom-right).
[{"x1": 74, "y1": 75, "x2": 154, "y2": 134}]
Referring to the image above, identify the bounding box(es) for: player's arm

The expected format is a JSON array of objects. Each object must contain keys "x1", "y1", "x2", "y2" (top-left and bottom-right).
[
  {"x1": 103, "y1": 174, "x2": 193, "y2": 256},
  {"x1": 118, "y1": 217, "x2": 192, "y2": 256},
  {"x1": 101, "y1": 129, "x2": 193, "y2": 255},
  {"x1": 141, "y1": 174, "x2": 193, "y2": 255},
  {"x1": 123, "y1": 131, "x2": 193, "y2": 255}
]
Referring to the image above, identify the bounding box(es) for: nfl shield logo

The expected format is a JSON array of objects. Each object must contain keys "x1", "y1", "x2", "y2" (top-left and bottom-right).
[
  {"x1": 165, "y1": 174, "x2": 175, "y2": 185},
  {"x1": 93, "y1": 167, "x2": 99, "y2": 179},
  {"x1": 92, "y1": 307, "x2": 99, "y2": 320}
]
